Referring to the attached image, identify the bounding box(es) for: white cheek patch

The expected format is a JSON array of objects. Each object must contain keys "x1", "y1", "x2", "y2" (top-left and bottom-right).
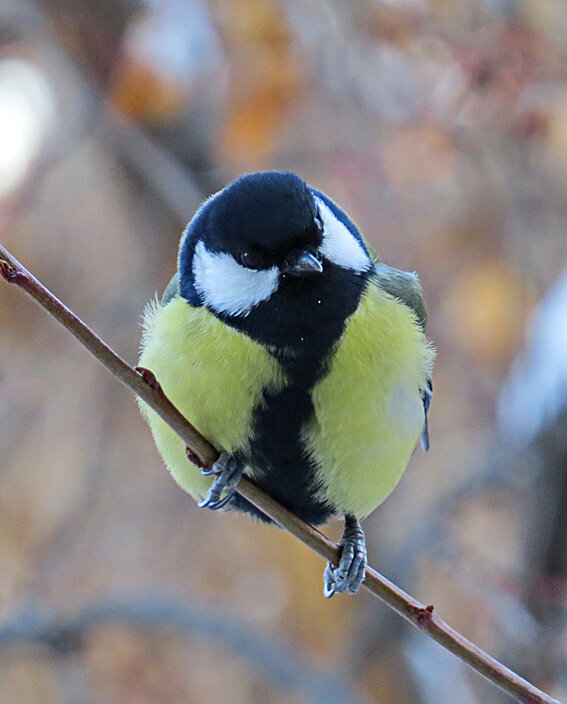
[
  {"x1": 315, "y1": 197, "x2": 371, "y2": 272},
  {"x1": 193, "y1": 241, "x2": 279, "y2": 317}
]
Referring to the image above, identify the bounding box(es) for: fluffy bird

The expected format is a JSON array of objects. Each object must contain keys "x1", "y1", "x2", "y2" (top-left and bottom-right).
[{"x1": 139, "y1": 171, "x2": 434, "y2": 597}]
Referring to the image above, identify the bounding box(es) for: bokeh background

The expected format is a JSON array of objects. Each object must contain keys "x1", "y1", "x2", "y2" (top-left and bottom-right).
[{"x1": 1, "y1": 1, "x2": 567, "y2": 702}]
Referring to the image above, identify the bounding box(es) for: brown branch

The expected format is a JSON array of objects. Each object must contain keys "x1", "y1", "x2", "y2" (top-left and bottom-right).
[{"x1": 0, "y1": 242, "x2": 561, "y2": 704}]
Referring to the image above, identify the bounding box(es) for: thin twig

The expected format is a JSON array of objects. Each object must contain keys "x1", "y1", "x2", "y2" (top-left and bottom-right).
[{"x1": 0, "y1": 242, "x2": 561, "y2": 704}]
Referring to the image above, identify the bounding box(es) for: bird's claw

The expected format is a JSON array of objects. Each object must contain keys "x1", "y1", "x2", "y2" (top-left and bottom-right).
[
  {"x1": 198, "y1": 452, "x2": 244, "y2": 511},
  {"x1": 324, "y1": 515, "x2": 367, "y2": 598},
  {"x1": 198, "y1": 491, "x2": 233, "y2": 510}
]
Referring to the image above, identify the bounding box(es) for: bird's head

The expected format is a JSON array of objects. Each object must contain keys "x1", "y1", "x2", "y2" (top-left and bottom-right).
[{"x1": 179, "y1": 171, "x2": 371, "y2": 318}]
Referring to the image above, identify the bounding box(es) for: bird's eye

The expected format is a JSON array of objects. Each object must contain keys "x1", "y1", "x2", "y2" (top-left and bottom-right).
[
  {"x1": 240, "y1": 251, "x2": 264, "y2": 269},
  {"x1": 314, "y1": 213, "x2": 324, "y2": 235}
]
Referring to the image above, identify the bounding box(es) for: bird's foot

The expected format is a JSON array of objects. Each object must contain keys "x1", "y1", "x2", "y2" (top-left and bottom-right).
[
  {"x1": 324, "y1": 515, "x2": 367, "y2": 598},
  {"x1": 198, "y1": 452, "x2": 244, "y2": 510}
]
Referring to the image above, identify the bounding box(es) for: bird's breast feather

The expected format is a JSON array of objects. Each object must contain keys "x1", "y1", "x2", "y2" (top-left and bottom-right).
[
  {"x1": 139, "y1": 296, "x2": 286, "y2": 498},
  {"x1": 305, "y1": 283, "x2": 434, "y2": 517}
]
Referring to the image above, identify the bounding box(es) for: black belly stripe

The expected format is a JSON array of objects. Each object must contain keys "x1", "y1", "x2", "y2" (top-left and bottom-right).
[
  {"x1": 244, "y1": 352, "x2": 334, "y2": 525},
  {"x1": 219, "y1": 264, "x2": 370, "y2": 524}
]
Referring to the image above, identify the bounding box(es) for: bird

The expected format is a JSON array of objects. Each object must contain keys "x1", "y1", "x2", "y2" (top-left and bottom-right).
[{"x1": 138, "y1": 171, "x2": 434, "y2": 597}]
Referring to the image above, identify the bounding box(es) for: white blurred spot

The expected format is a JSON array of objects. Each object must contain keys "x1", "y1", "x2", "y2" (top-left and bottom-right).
[
  {"x1": 125, "y1": 0, "x2": 224, "y2": 86},
  {"x1": 0, "y1": 59, "x2": 55, "y2": 197},
  {"x1": 498, "y1": 267, "x2": 567, "y2": 445}
]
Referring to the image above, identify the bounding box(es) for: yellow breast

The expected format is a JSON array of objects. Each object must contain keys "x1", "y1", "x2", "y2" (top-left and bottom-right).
[
  {"x1": 138, "y1": 296, "x2": 286, "y2": 500},
  {"x1": 139, "y1": 284, "x2": 433, "y2": 518},
  {"x1": 306, "y1": 284, "x2": 434, "y2": 518}
]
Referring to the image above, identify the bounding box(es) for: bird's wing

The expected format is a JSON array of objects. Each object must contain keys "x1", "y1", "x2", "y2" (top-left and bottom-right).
[
  {"x1": 161, "y1": 271, "x2": 180, "y2": 307},
  {"x1": 372, "y1": 262, "x2": 427, "y2": 331},
  {"x1": 371, "y1": 262, "x2": 432, "y2": 450},
  {"x1": 419, "y1": 378, "x2": 433, "y2": 451}
]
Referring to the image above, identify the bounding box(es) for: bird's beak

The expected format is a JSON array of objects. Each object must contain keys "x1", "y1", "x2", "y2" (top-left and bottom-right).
[{"x1": 282, "y1": 250, "x2": 323, "y2": 277}]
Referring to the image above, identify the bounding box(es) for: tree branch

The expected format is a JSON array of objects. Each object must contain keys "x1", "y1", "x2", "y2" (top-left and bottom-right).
[{"x1": 0, "y1": 242, "x2": 560, "y2": 704}]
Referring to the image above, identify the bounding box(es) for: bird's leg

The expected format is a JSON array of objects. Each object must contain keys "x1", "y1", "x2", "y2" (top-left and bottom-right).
[
  {"x1": 198, "y1": 451, "x2": 245, "y2": 511},
  {"x1": 324, "y1": 514, "x2": 367, "y2": 598}
]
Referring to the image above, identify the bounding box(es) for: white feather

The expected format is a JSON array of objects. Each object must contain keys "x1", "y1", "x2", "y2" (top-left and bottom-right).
[
  {"x1": 315, "y1": 197, "x2": 371, "y2": 272},
  {"x1": 387, "y1": 384, "x2": 424, "y2": 437},
  {"x1": 193, "y1": 241, "x2": 279, "y2": 316}
]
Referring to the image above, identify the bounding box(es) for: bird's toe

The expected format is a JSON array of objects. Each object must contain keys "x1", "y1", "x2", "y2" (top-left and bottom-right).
[
  {"x1": 323, "y1": 562, "x2": 337, "y2": 598},
  {"x1": 323, "y1": 515, "x2": 367, "y2": 598},
  {"x1": 198, "y1": 452, "x2": 244, "y2": 511}
]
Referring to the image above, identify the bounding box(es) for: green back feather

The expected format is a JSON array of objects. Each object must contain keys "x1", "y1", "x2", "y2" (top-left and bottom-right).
[
  {"x1": 161, "y1": 272, "x2": 180, "y2": 307},
  {"x1": 372, "y1": 263, "x2": 427, "y2": 331}
]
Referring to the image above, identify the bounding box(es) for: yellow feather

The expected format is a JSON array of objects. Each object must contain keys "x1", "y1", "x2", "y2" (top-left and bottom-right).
[
  {"x1": 138, "y1": 296, "x2": 286, "y2": 500},
  {"x1": 306, "y1": 284, "x2": 435, "y2": 517},
  {"x1": 139, "y1": 282, "x2": 434, "y2": 519}
]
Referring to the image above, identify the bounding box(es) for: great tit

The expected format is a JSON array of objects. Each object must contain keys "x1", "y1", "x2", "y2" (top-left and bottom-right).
[{"x1": 139, "y1": 171, "x2": 434, "y2": 597}]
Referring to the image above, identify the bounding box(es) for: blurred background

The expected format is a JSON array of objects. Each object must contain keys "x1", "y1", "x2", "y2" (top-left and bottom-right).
[{"x1": 1, "y1": 0, "x2": 567, "y2": 702}]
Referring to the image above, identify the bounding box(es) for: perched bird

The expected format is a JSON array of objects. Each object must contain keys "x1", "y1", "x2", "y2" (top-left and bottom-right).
[{"x1": 139, "y1": 171, "x2": 434, "y2": 597}]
